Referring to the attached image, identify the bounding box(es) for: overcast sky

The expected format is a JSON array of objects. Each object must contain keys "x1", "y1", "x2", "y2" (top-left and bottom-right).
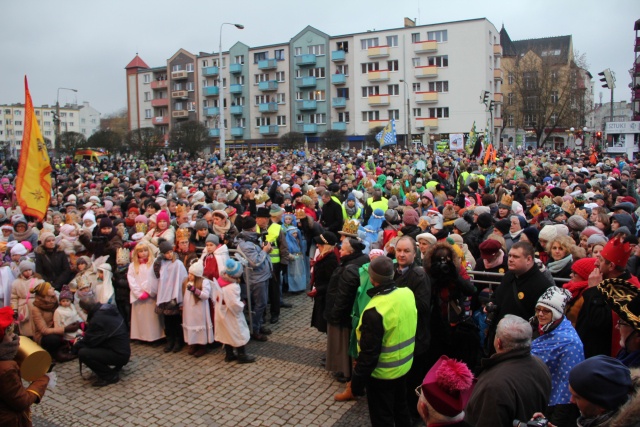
[{"x1": 2, "y1": 0, "x2": 638, "y2": 116}]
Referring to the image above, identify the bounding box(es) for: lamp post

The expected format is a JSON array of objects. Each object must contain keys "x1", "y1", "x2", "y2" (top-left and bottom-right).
[
  {"x1": 568, "y1": 127, "x2": 575, "y2": 150},
  {"x1": 218, "y1": 22, "x2": 244, "y2": 162},
  {"x1": 55, "y1": 87, "x2": 77, "y2": 155},
  {"x1": 581, "y1": 126, "x2": 588, "y2": 150},
  {"x1": 399, "y1": 79, "x2": 410, "y2": 149}
]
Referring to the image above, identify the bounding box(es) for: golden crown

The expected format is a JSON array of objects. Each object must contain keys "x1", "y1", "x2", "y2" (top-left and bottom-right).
[
  {"x1": 176, "y1": 204, "x2": 188, "y2": 217},
  {"x1": 541, "y1": 196, "x2": 554, "y2": 208},
  {"x1": 561, "y1": 201, "x2": 576, "y2": 216},
  {"x1": 575, "y1": 208, "x2": 588, "y2": 220},
  {"x1": 135, "y1": 223, "x2": 148, "y2": 234},
  {"x1": 340, "y1": 219, "x2": 360, "y2": 236},
  {"x1": 175, "y1": 228, "x2": 191, "y2": 242},
  {"x1": 116, "y1": 247, "x2": 130, "y2": 266},
  {"x1": 500, "y1": 194, "x2": 513, "y2": 207}
]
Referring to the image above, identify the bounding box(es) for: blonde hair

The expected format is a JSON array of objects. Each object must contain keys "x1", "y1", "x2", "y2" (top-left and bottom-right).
[
  {"x1": 546, "y1": 235, "x2": 585, "y2": 259},
  {"x1": 131, "y1": 241, "x2": 155, "y2": 274}
]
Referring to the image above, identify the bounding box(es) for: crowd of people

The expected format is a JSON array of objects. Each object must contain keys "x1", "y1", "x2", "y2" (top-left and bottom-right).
[{"x1": 1, "y1": 144, "x2": 640, "y2": 426}]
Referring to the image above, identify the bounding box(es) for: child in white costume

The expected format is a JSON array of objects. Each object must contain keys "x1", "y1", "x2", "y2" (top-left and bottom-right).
[
  {"x1": 211, "y1": 258, "x2": 255, "y2": 364},
  {"x1": 181, "y1": 261, "x2": 214, "y2": 358},
  {"x1": 53, "y1": 286, "x2": 83, "y2": 343}
]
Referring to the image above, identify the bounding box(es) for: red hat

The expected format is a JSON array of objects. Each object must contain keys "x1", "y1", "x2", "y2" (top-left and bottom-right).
[
  {"x1": 479, "y1": 239, "x2": 502, "y2": 260},
  {"x1": 571, "y1": 257, "x2": 597, "y2": 281},
  {"x1": 421, "y1": 356, "x2": 474, "y2": 417},
  {"x1": 601, "y1": 238, "x2": 631, "y2": 268},
  {"x1": 0, "y1": 306, "x2": 15, "y2": 341},
  {"x1": 621, "y1": 196, "x2": 637, "y2": 205}
]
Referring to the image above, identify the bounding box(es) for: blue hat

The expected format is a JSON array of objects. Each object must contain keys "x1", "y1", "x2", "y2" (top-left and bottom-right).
[
  {"x1": 225, "y1": 258, "x2": 243, "y2": 277},
  {"x1": 569, "y1": 355, "x2": 631, "y2": 411}
]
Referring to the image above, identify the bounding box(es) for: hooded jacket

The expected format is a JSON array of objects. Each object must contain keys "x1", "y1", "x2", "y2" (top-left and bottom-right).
[{"x1": 73, "y1": 303, "x2": 130, "y2": 359}]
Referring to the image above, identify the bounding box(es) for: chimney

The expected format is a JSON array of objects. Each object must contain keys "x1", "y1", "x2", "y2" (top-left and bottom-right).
[{"x1": 404, "y1": 17, "x2": 416, "y2": 28}]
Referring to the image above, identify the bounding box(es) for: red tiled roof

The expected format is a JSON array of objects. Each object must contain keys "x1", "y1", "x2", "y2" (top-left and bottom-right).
[{"x1": 125, "y1": 55, "x2": 149, "y2": 70}]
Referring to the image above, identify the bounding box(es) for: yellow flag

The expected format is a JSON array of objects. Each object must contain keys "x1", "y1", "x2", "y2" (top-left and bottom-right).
[{"x1": 15, "y1": 77, "x2": 51, "y2": 221}]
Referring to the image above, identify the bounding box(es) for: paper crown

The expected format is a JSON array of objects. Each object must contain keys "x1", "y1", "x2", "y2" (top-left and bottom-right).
[
  {"x1": 561, "y1": 201, "x2": 576, "y2": 216},
  {"x1": 116, "y1": 247, "x2": 130, "y2": 266},
  {"x1": 339, "y1": 219, "x2": 360, "y2": 237},
  {"x1": 575, "y1": 208, "x2": 588, "y2": 220},
  {"x1": 175, "y1": 227, "x2": 191, "y2": 242},
  {"x1": 65, "y1": 212, "x2": 78, "y2": 225},
  {"x1": 499, "y1": 194, "x2": 513, "y2": 208},
  {"x1": 294, "y1": 208, "x2": 307, "y2": 220},
  {"x1": 541, "y1": 196, "x2": 554, "y2": 208},
  {"x1": 176, "y1": 204, "x2": 188, "y2": 217},
  {"x1": 601, "y1": 238, "x2": 632, "y2": 268},
  {"x1": 306, "y1": 188, "x2": 317, "y2": 198},
  {"x1": 135, "y1": 223, "x2": 148, "y2": 234},
  {"x1": 255, "y1": 192, "x2": 270, "y2": 205},
  {"x1": 406, "y1": 192, "x2": 419, "y2": 204}
]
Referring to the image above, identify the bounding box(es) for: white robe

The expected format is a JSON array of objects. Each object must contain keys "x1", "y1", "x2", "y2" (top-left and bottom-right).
[
  {"x1": 210, "y1": 279, "x2": 250, "y2": 347},
  {"x1": 182, "y1": 278, "x2": 214, "y2": 345},
  {"x1": 53, "y1": 304, "x2": 84, "y2": 341},
  {"x1": 128, "y1": 262, "x2": 164, "y2": 342}
]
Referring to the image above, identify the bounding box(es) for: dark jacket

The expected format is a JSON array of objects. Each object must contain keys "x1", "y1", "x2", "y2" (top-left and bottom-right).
[
  {"x1": 467, "y1": 226, "x2": 494, "y2": 261},
  {"x1": 465, "y1": 348, "x2": 552, "y2": 427},
  {"x1": 73, "y1": 303, "x2": 131, "y2": 359},
  {"x1": 394, "y1": 264, "x2": 431, "y2": 355},
  {"x1": 34, "y1": 245, "x2": 74, "y2": 291},
  {"x1": 326, "y1": 252, "x2": 370, "y2": 327},
  {"x1": 78, "y1": 231, "x2": 123, "y2": 272},
  {"x1": 320, "y1": 198, "x2": 344, "y2": 234},
  {"x1": 310, "y1": 251, "x2": 339, "y2": 333},
  {"x1": 576, "y1": 286, "x2": 613, "y2": 359}
]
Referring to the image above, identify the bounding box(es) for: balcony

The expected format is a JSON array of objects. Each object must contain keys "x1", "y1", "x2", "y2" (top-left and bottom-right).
[
  {"x1": 367, "y1": 70, "x2": 390, "y2": 82},
  {"x1": 300, "y1": 124, "x2": 318, "y2": 134},
  {"x1": 414, "y1": 40, "x2": 437, "y2": 54},
  {"x1": 367, "y1": 45, "x2": 390, "y2": 58},
  {"x1": 202, "y1": 86, "x2": 219, "y2": 97},
  {"x1": 296, "y1": 54, "x2": 316, "y2": 66},
  {"x1": 231, "y1": 127, "x2": 244, "y2": 137},
  {"x1": 258, "y1": 80, "x2": 278, "y2": 91},
  {"x1": 258, "y1": 59, "x2": 277, "y2": 70},
  {"x1": 298, "y1": 76, "x2": 317, "y2": 88},
  {"x1": 636, "y1": 37, "x2": 640, "y2": 52},
  {"x1": 204, "y1": 107, "x2": 220, "y2": 116},
  {"x1": 633, "y1": 89, "x2": 640, "y2": 100},
  {"x1": 332, "y1": 122, "x2": 347, "y2": 131},
  {"x1": 298, "y1": 100, "x2": 317, "y2": 111},
  {"x1": 415, "y1": 92, "x2": 438, "y2": 104},
  {"x1": 494, "y1": 93, "x2": 503, "y2": 103},
  {"x1": 416, "y1": 117, "x2": 438, "y2": 129},
  {"x1": 331, "y1": 73, "x2": 346, "y2": 85},
  {"x1": 494, "y1": 69, "x2": 504, "y2": 81},
  {"x1": 368, "y1": 120, "x2": 387, "y2": 129},
  {"x1": 331, "y1": 50, "x2": 346, "y2": 62},
  {"x1": 634, "y1": 63, "x2": 640, "y2": 76},
  {"x1": 202, "y1": 66, "x2": 219, "y2": 76},
  {"x1": 493, "y1": 44, "x2": 503, "y2": 57},
  {"x1": 172, "y1": 110, "x2": 189, "y2": 118},
  {"x1": 494, "y1": 117, "x2": 504, "y2": 127},
  {"x1": 259, "y1": 125, "x2": 279, "y2": 135},
  {"x1": 209, "y1": 128, "x2": 220, "y2": 138},
  {"x1": 229, "y1": 84, "x2": 243, "y2": 94},
  {"x1": 415, "y1": 66, "x2": 438, "y2": 79},
  {"x1": 171, "y1": 90, "x2": 188, "y2": 99},
  {"x1": 150, "y1": 80, "x2": 168, "y2": 90},
  {"x1": 152, "y1": 116, "x2": 169, "y2": 126},
  {"x1": 230, "y1": 63, "x2": 243, "y2": 74},
  {"x1": 151, "y1": 98, "x2": 169, "y2": 107},
  {"x1": 368, "y1": 95, "x2": 390, "y2": 106},
  {"x1": 230, "y1": 105, "x2": 243, "y2": 115},
  {"x1": 171, "y1": 70, "x2": 188, "y2": 80},
  {"x1": 332, "y1": 97, "x2": 346, "y2": 108},
  {"x1": 259, "y1": 102, "x2": 278, "y2": 113}
]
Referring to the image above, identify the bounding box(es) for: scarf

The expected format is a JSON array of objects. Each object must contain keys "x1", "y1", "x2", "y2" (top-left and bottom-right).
[
  {"x1": 33, "y1": 294, "x2": 59, "y2": 312},
  {"x1": 547, "y1": 254, "x2": 572, "y2": 274},
  {"x1": 483, "y1": 250, "x2": 505, "y2": 270},
  {"x1": 309, "y1": 249, "x2": 334, "y2": 288},
  {"x1": 576, "y1": 412, "x2": 614, "y2": 427},
  {"x1": 212, "y1": 219, "x2": 231, "y2": 236},
  {"x1": 509, "y1": 229, "x2": 524, "y2": 240},
  {"x1": 345, "y1": 204, "x2": 358, "y2": 217},
  {"x1": 563, "y1": 280, "x2": 589, "y2": 300},
  {"x1": 0, "y1": 334, "x2": 20, "y2": 361},
  {"x1": 12, "y1": 227, "x2": 34, "y2": 242}
]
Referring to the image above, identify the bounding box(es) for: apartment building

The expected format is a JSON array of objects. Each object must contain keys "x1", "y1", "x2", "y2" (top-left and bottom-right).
[
  {"x1": 126, "y1": 17, "x2": 502, "y2": 150},
  {"x1": 0, "y1": 101, "x2": 100, "y2": 158}
]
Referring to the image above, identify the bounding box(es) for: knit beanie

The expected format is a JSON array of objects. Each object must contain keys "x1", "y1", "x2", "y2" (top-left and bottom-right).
[
  {"x1": 476, "y1": 213, "x2": 494, "y2": 229},
  {"x1": 536, "y1": 286, "x2": 571, "y2": 321},
  {"x1": 59, "y1": 286, "x2": 74, "y2": 302},
  {"x1": 384, "y1": 209, "x2": 399, "y2": 224},
  {"x1": 368, "y1": 249, "x2": 385, "y2": 260},
  {"x1": 188, "y1": 261, "x2": 204, "y2": 278},
  {"x1": 571, "y1": 257, "x2": 597, "y2": 281},
  {"x1": 206, "y1": 234, "x2": 219, "y2": 245},
  {"x1": 159, "y1": 240, "x2": 174, "y2": 254},
  {"x1": 473, "y1": 206, "x2": 491, "y2": 216},
  {"x1": 421, "y1": 356, "x2": 474, "y2": 417},
  {"x1": 387, "y1": 196, "x2": 399, "y2": 210},
  {"x1": 453, "y1": 218, "x2": 471, "y2": 234},
  {"x1": 19, "y1": 260, "x2": 35, "y2": 274},
  {"x1": 587, "y1": 234, "x2": 608, "y2": 246},
  {"x1": 99, "y1": 217, "x2": 113, "y2": 229},
  {"x1": 225, "y1": 258, "x2": 243, "y2": 277},
  {"x1": 242, "y1": 216, "x2": 257, "y2": 231},
  {"x1": 368, "y1": 256, "x2": 395, "y2": 284},
  {"x1": 135, "y1": 215, "x2": 148, "y2": 224},
  {"x1": 156, "y1": 211, "x2": 170, "y2": 224},
  {"x1": 539, "y1": 225, "x2": 558, "y2": 242},
  {"x1": 554, "y1": 224, "x2": 570, "y2": 237},
  {"x1": 38, "y1": 231, "x2": 55, "y2": 244},
  {"x1": 567, "y1": 215, "x2": 588, "y2": 232},
  {"x1": 569, "y1": 356, "x2": 631, "y2": 411},
  {"x1": 82, "y1": 211, "x2": 96, "y2": 223},
  {"x1": 0, "y1": 306, "x2": 14, "y2": 341},
  {"x1": 10, "y1": 243, "x2": 27, "y2": 256},
  {"x1": 32, "y1": 281, "x2": 52, "y2": 297},
  {"x1": 195, "y1": 219, "x2": 209, "y2": 230},
  {"x1": 403, "y1": 209, "x2": 419, "y2": 226},
  {"x1": 521, "y1": 227, "x2": 539, "y2": 248},
  {"x1": 494, "y1": 219, "x2": 510, "y2": 235},
  {"x1": 580, "y1": 226, "x2": 603, "y2": 238}
]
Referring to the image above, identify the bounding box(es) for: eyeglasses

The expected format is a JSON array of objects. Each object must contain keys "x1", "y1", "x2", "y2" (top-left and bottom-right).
[
  {"x1": 414, "y1": 385, "x2": 422, "y2": 397},
  {"x1": 535, "y1": 307, "x2": 552, "y2": 315}
]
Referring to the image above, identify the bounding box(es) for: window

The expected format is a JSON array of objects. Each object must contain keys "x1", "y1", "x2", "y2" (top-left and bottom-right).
[
  {"x1": 275, "y1": 71, "x2": 285, "y2": 82},
  {"x1": 234, "y1": 76, "x2": 244, "y2": 85},
  {"x1": 173, "y1": 83, "x2": 183, "y2": 91},
  {"x1": 276, "y1": 93, "x2": 286, "y2": 104},
  {"x1": 15, "y1": 110, "x2": 22, "y2": 116},
  {"x1": 507, "y1": 92, "x2": 514, "y2": 105},
  {"x1": 337, "y1": 41, "x2": 349, "y2": 52},
  {"x1": 411, "y1": 33, "x2": 421, "y2": 43},
  {"x1": 234, "y1": 97, "x2": 245, "y2": 106},
  {"x1": 234, "y1": 55, "x2": 245, "y2": 64},
  {"x1": 412, "y1": 57, "x2": 421, "y2": 67},
  {"x1": 186, "y1": 63, "x2": 194, "y2": 72},
  {"x1": 550, "y1": 70, "x2": 558, "y2": 81},
  {"x1": 254, "y1": 52, "x2": 267, "y2": 63},
  {"x1": 44, "y1": 121, "x2": 51, "y2": 127},
  {"x1": 255, "y1": 73, "x2": 269, "y2": 84},
  {"x1": 550, "y1": 91, "x2": 559, "y2": 104},
  {"x1": 255, "y1": 95, "x2": 270, "y2": 105},
  {"x1": 508, "y1": 72, "x2": 514, "y2": 85},
  {"x1": 296, "y1": 114, "x2": 303, "y2": 123},
  {"x1": 294, "y1": 47, "x2": 302, "y2": 56},
  {"x1": 145, "y1": 109, "x2": 152, "y2": 119},
  {"x1": 388, "y1": 110, "x2": 399, "y2": 120},
  {"x1": 172, "y1": 64, "x2": 182, "y2": 72},
  {"x1": 45, "y1": 131, "x2": 52, "y2": 136},
  {"x1": 525, "y1": 96, "x2": 538, "y2": 110},
  {"x1": 69, "y1": 112, "x2": 74, "y2": 117},
  {"x1": 310, "y1": 113, "x2": 326, "y2": 124},
  {"x1": 236, "y1": 118, "x2": 246, "y2": 128},
  {"x1": 428, "y1": 107, "x2": 449, "y2": 118},
  {"x1": 362, "y1": 111, "x2": 380, "y2": 122},
  {"x1": 202, "y1": 60, "x2": 208, "y2": 67},
  {"x1": 427, "y1": 30, "x2": 448, "y2": 43},
  {"x1": 524, "y1": 114, "x2": 536, "y2": 127},
  {"x1": 336, "y1": 64, "x2": 349, "y2": 75},
  {"x1": 69, "y1": 122, "x2": 74, "y2": 127},
  {"x1": 387, "y1": 60, "x2": 399, "y2": 71},
  {"x1": 550, "y1": 113, "x2": 559, "y2": 123},
  {"x1": 143, "y1": 74, "x2": 151, "y2": 83},
  {"x1": 388, "y1": 84, "x2": 400, "y2": 96},
  {"x1": 14, "y1": 121, "x2": 22, "y2": 126},
  {"x1": 541, "y1": 49, "x2": 561, "y2": 57},
  {"x1": 310, "y1": 90, "x2": 325, "y2": 101},
  {"x1": 174, "y1": 102, "x2": 183, "y2": 111},
  {"x1": 508, "y1": 115, "x2": 514, "y2": 127},
  {"x1": 428, "y1": 81, "x2": 449, "y2": 92},
  {"x1": 427, "y1": 55, "x2": 448, "y2": 67},
  {"x1": 337, "y1": 88, "x2": 350, "y2": 99},
  {"x1": 308, "y1": 44, "x2": 325, "y2": 55},
  {"x1": 276, "y1": 115, "x2": 287, "y2": 126},
  {"x1": 386, "y1": 35, "x2": 398, "y2": 47},
  {"x1": 186, "y1": 82, "x2": 195, "y2": 91},
  {"x1": 309, "y1": 67, "x2": 325, "y2": 78},
  {"x1": 523, "y1": 72, "x2": 537, "y2": 89},
  {"x1": 256, "y1": 117, "x2": 271, "y2": 127},
  {"x1": 81, "y1": 118, "x2": 85, "y2": 124},
  {"x1": 412, "y1": 83, "x2": 421, "y2": 92},
  {"x1": 187, "y1": 102, "x2": 196, "y2": 111},
  {"x1": 60, "y1": 112, "x2": 67, "y2": 117},
  {"x1": 295, "y1": 92, "x2": 303, "y2": 101},
  {"x1": 274, "y1": 49, "x2": 285, "y2": 60},
  {"x1": 338, "y1": 111, "x2": 350, "y2": 122},
  {"x1": 43, "y1": 111, "x2": 50, "y2": 117},
  {"x1": 203, "y1": 100, "x2": 210, "y2": 108},
  {"x1": 413, "y1": 108, "x2": 422, "y2": 117},
  {"x1": 15, "y1": 131, "x2": 22, "y2": 137},
  {"x1": 361, "y1": 86, "x2": 380, "y2": 97},
  {"x1": 361, "y1": 62, "x2": 379, "y2": 73},
  {"x1": 360, "y1": 38, "x2": 379, "y2": 49}
]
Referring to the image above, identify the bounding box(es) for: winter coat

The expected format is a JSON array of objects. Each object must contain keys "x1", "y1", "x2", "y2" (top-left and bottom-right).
[
  {"x1": 211, "y1": 279, "x2": 250, "y2": 347},
  {"x1": 325, "y1": 252, "x2": 369, "y2": 328},
  {"x1": 30, "y1": 295, "x2": 64, "y2": 345},
  {"x1": 395, "y1": 264, "x2": 431, "y2": 355},
  {"x1": 34, "y1": 245, "x2": 74, "y2": 291},
  {"x1": 465, "y1": 348, "x2": 552, "y2": 427},
  {"x1": 78, "y1": 231, "x2": 123, "y2": 272},
  {"x1": 235, "y1": 232, "x2": 271, "y2": 284},
  {"x1": 310, "y1": 251, "x2": 339, "y2": 333},
  {"x1": 10, "y1": 276, "x2": 43, "y2": 338},
  {"x1": 73, "y1": 303, "x2": 130, "y2": 359},
  {"x1": 320, "y1": 198, "x2": 344, "y2": 234}
]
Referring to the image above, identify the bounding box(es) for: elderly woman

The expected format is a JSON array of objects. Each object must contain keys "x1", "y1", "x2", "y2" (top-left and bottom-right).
[
  {"x1": 415, "y1": 233, "x2": 436, "y2": 263},
  {"x1": 545, "y1": 235, "x2": 585, "y2": 280},
  {"x1": 324, "y1": 237, "x2": 369, "y2": 383},
  {"x1": 530, "y1": 287, "x2": 584, "y2": 427},
  {"x1": 309, "y1": 232, "x2": 339, "y2": 335}
]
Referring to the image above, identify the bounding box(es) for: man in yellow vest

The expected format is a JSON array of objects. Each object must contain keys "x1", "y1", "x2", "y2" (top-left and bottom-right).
[{"x1": 351, "y1": 256, "x2": 417, "y2": 427}]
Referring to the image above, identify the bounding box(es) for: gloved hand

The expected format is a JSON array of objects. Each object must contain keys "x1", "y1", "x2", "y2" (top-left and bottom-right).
[
  {"x1": 350, "y1": 373, "x2": 366, "y2": 397},
  {"x1": 79, "y1": 322, "x2": 86, "y2": 332},
  {"x1": 288, "y1": 254, "x2": 296, "y2": 261},
  {"x1": 138, "y1": 291, "x2": 150, "y2": 301},
  {"x1": 187, "y1": 284, "x2": 194, "y2": 292},
  {"x1": 192, "y1": 288, "x2": 202, "y2": 297},
  {"x1": 64, "y1": 322, "x2": 80, "y2": 333}
]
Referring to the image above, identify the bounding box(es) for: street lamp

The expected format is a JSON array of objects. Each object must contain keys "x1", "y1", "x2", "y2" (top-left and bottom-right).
[
  {"x1": 218, "y1": 22, "x2": 244, "y2": 162},
  {"x1": 399, "y1": 79, "x2": 410, "y2": 149},
  {"x1": 55, "y1": 87, "x2": 77, "y2": 154}
]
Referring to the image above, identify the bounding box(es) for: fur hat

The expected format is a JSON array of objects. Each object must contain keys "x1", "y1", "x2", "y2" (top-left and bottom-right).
[
  {"x1": 416, "y1": 233, "x2": 437, "y2": 245},
  {"x1": 368, "y1": 255, "x2": 395, "y2": 284},
  {"x1": 442, "y1": 205, "x2": 457, "y2": 221},
  {"x1": 537, "y1": 286, "x2": 571, "y2": 321},
  {"x1": 421, "y1": 356, "x2": 474, "y2": 417}
]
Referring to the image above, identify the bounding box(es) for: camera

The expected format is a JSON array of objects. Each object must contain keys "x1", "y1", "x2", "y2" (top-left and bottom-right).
[
  {"x1": 513, "y1": 417, "x2": 548, "y2": 427},
  {"x1": 437, "y1": 260, "x2": 451, "y2": 275},
  {"x1": 485, "y1": 302, "x2": 499, "y2": 326}
]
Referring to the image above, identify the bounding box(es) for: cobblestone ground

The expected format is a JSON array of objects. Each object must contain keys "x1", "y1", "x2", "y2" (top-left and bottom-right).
[{"x1": 32, "y1": 293, "x2": 372, "y2": 427}]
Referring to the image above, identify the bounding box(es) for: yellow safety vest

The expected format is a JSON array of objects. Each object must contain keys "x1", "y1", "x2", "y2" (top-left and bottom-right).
[{"x1": 266, "y1": 223, "x2": 282, "y2": 264}]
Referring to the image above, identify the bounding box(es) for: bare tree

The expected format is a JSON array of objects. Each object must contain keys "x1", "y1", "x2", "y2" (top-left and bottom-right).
[
  {"x1": 87, "y1": 129, "x2": 122, "y2": 157},
  {"x1": 126, "y1": 127, "x2": 164, "y2": 159},
  {"x1": 169, "y1": 121, "x2": 211, "y2": 159},
  {"x1": 279, "y1": 132, "x2": 305, "y2": 150},
  {"x1": 58, "y1": 131, "x2": 87, "y2": 154},
  {"x1": 322, "y1": 129, "x2": 346, "y2": 150}
]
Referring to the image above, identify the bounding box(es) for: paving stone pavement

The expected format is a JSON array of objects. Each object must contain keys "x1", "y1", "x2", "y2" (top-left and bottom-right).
[{"x1": 32, "y1": 294, "x2": 372, "y2": 427}]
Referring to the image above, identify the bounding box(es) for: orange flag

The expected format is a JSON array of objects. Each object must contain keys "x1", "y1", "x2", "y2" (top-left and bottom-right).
[{"x1": 15, "y1": 77, "x2": 51, "y2": 221}]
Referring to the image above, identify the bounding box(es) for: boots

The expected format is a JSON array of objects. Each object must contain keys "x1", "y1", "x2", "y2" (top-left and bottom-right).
[
  {"x1": 236, "y1": 346, "x2": 256, "y2": 364},
  {"x1": 163, "y1": 337, "x2": 174, "y2": 353},
  {"x1": 172, "y1": 337, "x2": 184, "y2": 353},
  {"x1": 334, "y1": 381, "x2": 357, "y2": 402},
  {"x1": 224, "y1": 345, "x2": 237, "y2": 362}
]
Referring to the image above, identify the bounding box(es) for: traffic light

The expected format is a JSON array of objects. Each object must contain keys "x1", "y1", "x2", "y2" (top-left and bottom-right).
[
  {"x1": 480, "y1": 90, "x2": 490, "y2": 105},
  {"x1": 596, "y1": 131, "x2": 602, "y2": 140},
  {"x1": 488, "y1": 100, "x2": 495, "y2": 112},
  {"x1": 598, "y1": 69, "x2": 615, "y2": 89}
]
